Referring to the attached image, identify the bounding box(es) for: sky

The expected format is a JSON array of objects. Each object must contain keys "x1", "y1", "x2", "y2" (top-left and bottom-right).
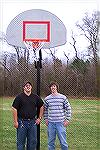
[{"x1": 0, "y1": 0, "x2": 99, "y2": 60}]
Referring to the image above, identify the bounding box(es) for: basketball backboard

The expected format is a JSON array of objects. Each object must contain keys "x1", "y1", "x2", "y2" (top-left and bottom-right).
[{"x1": 6, "y1": 9, "x2": 67, "y2": 49}]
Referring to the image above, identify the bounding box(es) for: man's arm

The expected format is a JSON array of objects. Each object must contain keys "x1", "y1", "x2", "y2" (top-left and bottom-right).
[
  {"x1": 39, "y1": 105, "x2": 44, "y2": 119},
  {"x1": 12, "y1": 107, "x2": 18, "y2": 128},
  {"x1": 36, "y1": 105, "x2": 44, "y2": 125},
  {"x1": 63, "y1": 97, "x2": 72, "y2": 126},
  {"x1": 43, "y1": 101, "x2": 49, "y2": 126}
]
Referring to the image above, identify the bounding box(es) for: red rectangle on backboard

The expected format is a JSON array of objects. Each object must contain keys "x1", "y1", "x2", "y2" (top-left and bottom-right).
[{"x1": 23, "y1": 21, "x2": 50, "y2": 42}]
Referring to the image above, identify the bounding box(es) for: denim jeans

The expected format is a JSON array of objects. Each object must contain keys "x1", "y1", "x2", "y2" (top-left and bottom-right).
[
  {"x1": 47, "y1": 122, "x2": 68, "y2": 150},
  {"x1": 17, "y1": 119, "x2": 37, "y2": 150}
]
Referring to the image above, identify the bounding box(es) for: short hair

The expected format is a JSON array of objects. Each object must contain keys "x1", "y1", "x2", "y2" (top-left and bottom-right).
[
  {"x1": 23, "y1": 81, "x2": 32, "y2": 87},
  {"x1": 49, "y1": 81, "x2": 59, "y2": 91}
]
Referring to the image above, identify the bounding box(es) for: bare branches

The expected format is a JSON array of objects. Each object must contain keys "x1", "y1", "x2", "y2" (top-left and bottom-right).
[
  {"x1": 76, "y1": 11, "x2": 99, "y2": 56},
  {"x1": 76, "y1": 11, "x2": 100, "y2": 97},
  {"x1": 44, "y1": 48, "x2": 58, "y2": 61},
  {"x1": 63, "y1": 51, "x2": 69, "y2": 67},
  {"x1": 69, "y1": 31, "x2": 78, "y2": 58}
]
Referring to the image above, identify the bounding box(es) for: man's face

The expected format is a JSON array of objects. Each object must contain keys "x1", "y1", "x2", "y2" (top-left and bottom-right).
[
  {"x1": 24, "y1": 83, "x2": 32, "y2": 93},
  {"x1": 50, "y1": 84, "x2": 57, "y2": 93}
]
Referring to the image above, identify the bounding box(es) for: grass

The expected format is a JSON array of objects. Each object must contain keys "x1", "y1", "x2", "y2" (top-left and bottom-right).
[{"x1": 0, "y1": 97, "x2": 100, "y2": 150}]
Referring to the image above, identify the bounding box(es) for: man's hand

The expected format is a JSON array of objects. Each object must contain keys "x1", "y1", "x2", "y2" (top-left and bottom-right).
[
  {"x1": 12, "y1": 107, "x2": 18, "y2": 128},
  {"x1": 14, "y1": 121, "x2": 18, "y2": 128},
  {"x1": 45, "y1": 119, "x2": 48, "y2": 126},
  {"x1": 35, "y1": 118, "x2": 41, "y2": 125},
  {"x1": 36, "y1": 105, "x2": 44, "y2": 125},
  {"x1": 63, "y1": 120, "x2": 69, "y2": 127}
]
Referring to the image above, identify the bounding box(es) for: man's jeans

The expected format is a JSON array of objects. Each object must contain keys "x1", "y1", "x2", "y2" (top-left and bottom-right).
[
  {"x1": 17, "y1": 119, "x2": 37, "y2": 150},
  {"x1": 47, "y1": 122, "x2": 68, "y2": 150}
]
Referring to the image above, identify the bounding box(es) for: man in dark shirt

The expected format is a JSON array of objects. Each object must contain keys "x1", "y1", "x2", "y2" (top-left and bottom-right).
[{"x1": 12, "y1": 81, "x2": 44, "y2": 150}]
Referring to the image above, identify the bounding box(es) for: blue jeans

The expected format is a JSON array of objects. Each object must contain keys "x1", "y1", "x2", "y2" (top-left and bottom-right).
[
  {"x1": 17, "y1": 119, "x2": 37, "y2": 150},
  {"x1": 47, "y1": 122, "x2": 68, "y2": 150}
]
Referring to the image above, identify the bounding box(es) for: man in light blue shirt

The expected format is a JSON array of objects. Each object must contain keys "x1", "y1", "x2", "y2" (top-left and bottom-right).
[{"x1": 44, "y1": 81, "x2": 72, "y2": 150}]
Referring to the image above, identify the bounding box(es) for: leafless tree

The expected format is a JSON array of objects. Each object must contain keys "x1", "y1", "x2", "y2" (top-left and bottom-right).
[
  {"x1": 44, "y1": 48, "x2": 58, "y2": 79},
  {"x1": 76, "y1": 11, "x2": 100, "y2": 97},
  {"x1": 69, "y1": 31, "x2": 78, "y2": 58},
  {"x1": 63, "y1": 52, "x2": 69, "y2": 67},
  {"x1": 76, "y1": 12, "x2": 99, "y2": 62}
]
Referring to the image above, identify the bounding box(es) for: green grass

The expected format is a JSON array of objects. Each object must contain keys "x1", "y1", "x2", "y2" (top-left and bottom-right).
[{"x1": 0, "y1": 97, "x2": 100, "y2": 150}]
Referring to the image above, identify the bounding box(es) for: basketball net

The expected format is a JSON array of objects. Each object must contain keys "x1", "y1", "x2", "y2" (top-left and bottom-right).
[{"x1": 24, "y1": 41, "x2": 44, "y2": 61}]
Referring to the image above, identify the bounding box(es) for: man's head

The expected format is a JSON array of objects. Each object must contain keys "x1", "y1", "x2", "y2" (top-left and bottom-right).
[
  {"x1": 23, "y1": 81, "x2": 32, "y2": 87},
  {"x1": 23, "y1": 81, "x2": 32, "y2": 94},
  {"x1": 49, "y1": 81, "x2": 59, "y2": 93}
]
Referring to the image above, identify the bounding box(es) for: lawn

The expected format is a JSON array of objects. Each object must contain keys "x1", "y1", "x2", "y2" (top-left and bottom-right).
[{"x1": 0, "y1": 97, "x2": 100, "y2": 150}]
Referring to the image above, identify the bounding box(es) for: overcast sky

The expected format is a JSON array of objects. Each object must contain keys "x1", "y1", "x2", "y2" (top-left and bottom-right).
[
  {"x1": 0, "y1": 0, "x2": 98, "y2": 33},
  {"x1": 0, "y1": 0, "x2": 99, "y2": 60}
]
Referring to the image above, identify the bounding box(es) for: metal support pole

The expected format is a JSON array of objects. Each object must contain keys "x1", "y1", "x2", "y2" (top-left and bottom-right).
[
  {"x1": 36, "y1": 60, "x2": 40, "y2": 150},
  {"x1": 36, "y1": 49, "x2": 42, "y2": 150}
]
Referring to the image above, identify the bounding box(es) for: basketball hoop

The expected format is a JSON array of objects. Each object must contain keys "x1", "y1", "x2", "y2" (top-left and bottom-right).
[
  {"x1": 32, "y1": 42, "x2": 40, "y2": 49},
  {"x1": 24, "y1": 41, "x2": 44, "y2": 61}
]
